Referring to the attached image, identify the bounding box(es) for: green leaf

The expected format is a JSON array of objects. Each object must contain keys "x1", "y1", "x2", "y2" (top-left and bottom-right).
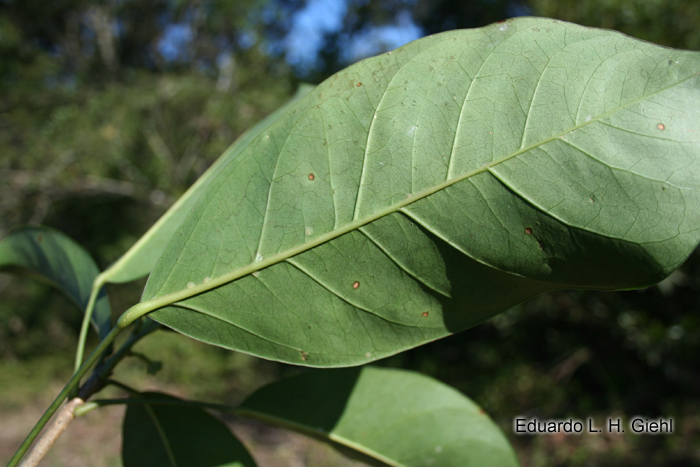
[
  {"x1": 239, "y1": 367, "x2": 518, "y2": 467},
  {"x1": 102, "y1": 84, "x2": 316, "y2": 284},
  {"x1": 138, "y1": 18, "x2": 700, "y2": 366},
  {"x1": 122, "y1": 392, "x2": 256, "y2": 467},
  {"x1": 0, "y1": 226, "x2": 111, "y2": 340}
]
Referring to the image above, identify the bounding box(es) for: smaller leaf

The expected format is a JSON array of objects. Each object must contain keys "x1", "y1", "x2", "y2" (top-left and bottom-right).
[
  {"x1": 0, "y1": 226, "x2": 111, "y2": 339},
  {"x1": 239, "y1": 367, "x2": 519, "y2": 467},
  {"x1": 122, "y1": 392, "x2": 256, "y2": 467},
  {"x1": 102, "y1": 84, "x2": 315, "y2": 283}
]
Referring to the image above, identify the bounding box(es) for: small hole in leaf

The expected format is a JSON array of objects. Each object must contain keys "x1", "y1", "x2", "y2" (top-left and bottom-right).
[
  {"x1": 538, "y1": 242, "x2": 544, "y2": 250},
  {"x1": 525, "y1": 228, "x2": 533, "y2": 235},
  {"x1": 352, "y1": 281, "x2": 360, "y2": 289},
  {"x1": 657, "y1": 123, "x2": 665, "y2": 130},
  {"x1": 308, "y1": 173, "x2": 315, "y2": 181}
]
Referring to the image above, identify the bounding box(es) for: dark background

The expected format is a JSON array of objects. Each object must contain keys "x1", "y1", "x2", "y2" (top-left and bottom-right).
[{"x1": 1, "y1": 1, "x2": 699, "y2": 466}]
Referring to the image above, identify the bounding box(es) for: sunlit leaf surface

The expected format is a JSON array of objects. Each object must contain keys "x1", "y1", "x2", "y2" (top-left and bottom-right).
[{"x1": 143, "y1": 18, "x2": 700, "y2": 366}]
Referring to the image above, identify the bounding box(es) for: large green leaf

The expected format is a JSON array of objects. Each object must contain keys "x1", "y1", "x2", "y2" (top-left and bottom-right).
[
  {"x1": 122, "y1": 392, "x2": 256, "y2": 467},
  {"x1": 0, "y1": 226, "x2": 112, "y2": 339},
  {"x1": 101, "y1": 85, "x2": 315, "y2": 284},
  {"x1": 138, "y1": 17, "x2": 700, "y2": 366},
  {"x1": 239, "y1": 367, "x2": 519, "y2": 467}
]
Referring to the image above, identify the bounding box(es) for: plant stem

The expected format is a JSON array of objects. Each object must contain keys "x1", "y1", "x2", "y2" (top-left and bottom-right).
[
  {"x1": 73, "y1": 397, "x2": 238, "y2": 417},
  {"x1": 19, "y1": 398, "x2": 84, "y2": 467},
  {"x1": 73, "y1": 277, "x2": 105, "y2": 374},
  {"x1": 97, "y1": 318, "x2": 159, "y2": 379},
  {"x1": 6, "y1": 325, "x2": 123, "y2": 467},
  {"x1": 105, "y1": 379, "x2": 141, "y2": 395}
]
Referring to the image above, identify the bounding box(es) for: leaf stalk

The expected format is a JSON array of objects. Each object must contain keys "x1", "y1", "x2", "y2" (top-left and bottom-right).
[{"x1": 73, "y1": 275, "x2": 106, "y2": 374}]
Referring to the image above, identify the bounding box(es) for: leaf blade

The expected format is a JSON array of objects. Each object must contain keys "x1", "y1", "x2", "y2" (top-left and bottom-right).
[
  {"x1": 140, "y1": 18, "x2": 700, "y2": 365},
  {"x1": 102, "y1": 84, "x2": 315, "y2": 283},
  {"x1": 122, "y1": 392, "x2": 257, "y2": 467},
  {"x1": 239, "y1": 367, "x2": 519, "y2": 467},
  {"x1": 0, "y1": 226, "x2": 112, "y2": 340}
]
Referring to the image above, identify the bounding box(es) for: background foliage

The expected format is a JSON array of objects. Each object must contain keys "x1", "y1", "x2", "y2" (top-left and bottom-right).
[{"x1": 1, "y1": 1, "x2": 699, "y2": 466}]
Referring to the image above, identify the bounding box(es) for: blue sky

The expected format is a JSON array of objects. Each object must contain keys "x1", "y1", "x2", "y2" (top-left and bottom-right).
[
  {"x1": 283, "y1": 0, "x2": 423, "y2": 72},
  {"x1": 157, "y1": 0, "x2": 425, "y2": 75}
]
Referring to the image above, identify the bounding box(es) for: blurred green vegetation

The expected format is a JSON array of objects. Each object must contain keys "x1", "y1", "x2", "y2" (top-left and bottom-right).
[{"x1": 1, "y1": 1, "x2": 699, "y2": 466}]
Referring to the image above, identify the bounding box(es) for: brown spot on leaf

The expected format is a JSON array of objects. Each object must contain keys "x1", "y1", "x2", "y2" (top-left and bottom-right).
[
  {"x1": 657, "y1": 123, "x2": 665, "y2": 130},
  {"x1": 37, "y1": 235, "x2": 43, "y2": 243},
  {"x1": 356, "y1": 82, "x2": 362, "y2": 87},
  {"x1": 525, "y1": 228, "x2": 533, "y2": 235},
  {"x1": 301, "y1": 351, "x2": 309, "y2": 361},
  {"x1": 352, "y1": 281, "x2": 360, "y2": 289},
  {"x1": 308, "y1": 173, "x2": 315, "y2": 181},
  {"x1": 422, "y1": 312, "x2": 429, "y2": 317},
  {"x1": 479, "y1": 408, "x2": 486, "y2": 415}
]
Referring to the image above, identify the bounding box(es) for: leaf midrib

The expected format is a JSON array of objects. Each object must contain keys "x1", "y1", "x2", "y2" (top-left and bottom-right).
[
  {"x1": 234, "y1": 408, "x2": 402, "y2": 467},
  {"x1": 236, "y1": 405, "x2": 510, "y2": 467},
  {"x1": 144, "y1": 404, "x2": 179, "y2": 467},
  {"x1": 121, "y1": 68, "x2": 699, "y2": 327}
]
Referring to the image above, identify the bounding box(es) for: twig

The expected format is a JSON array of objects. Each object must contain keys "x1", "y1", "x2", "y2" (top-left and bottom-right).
[{"x1": 18, "y1": 397, "x2": 84, "y2": 467}]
